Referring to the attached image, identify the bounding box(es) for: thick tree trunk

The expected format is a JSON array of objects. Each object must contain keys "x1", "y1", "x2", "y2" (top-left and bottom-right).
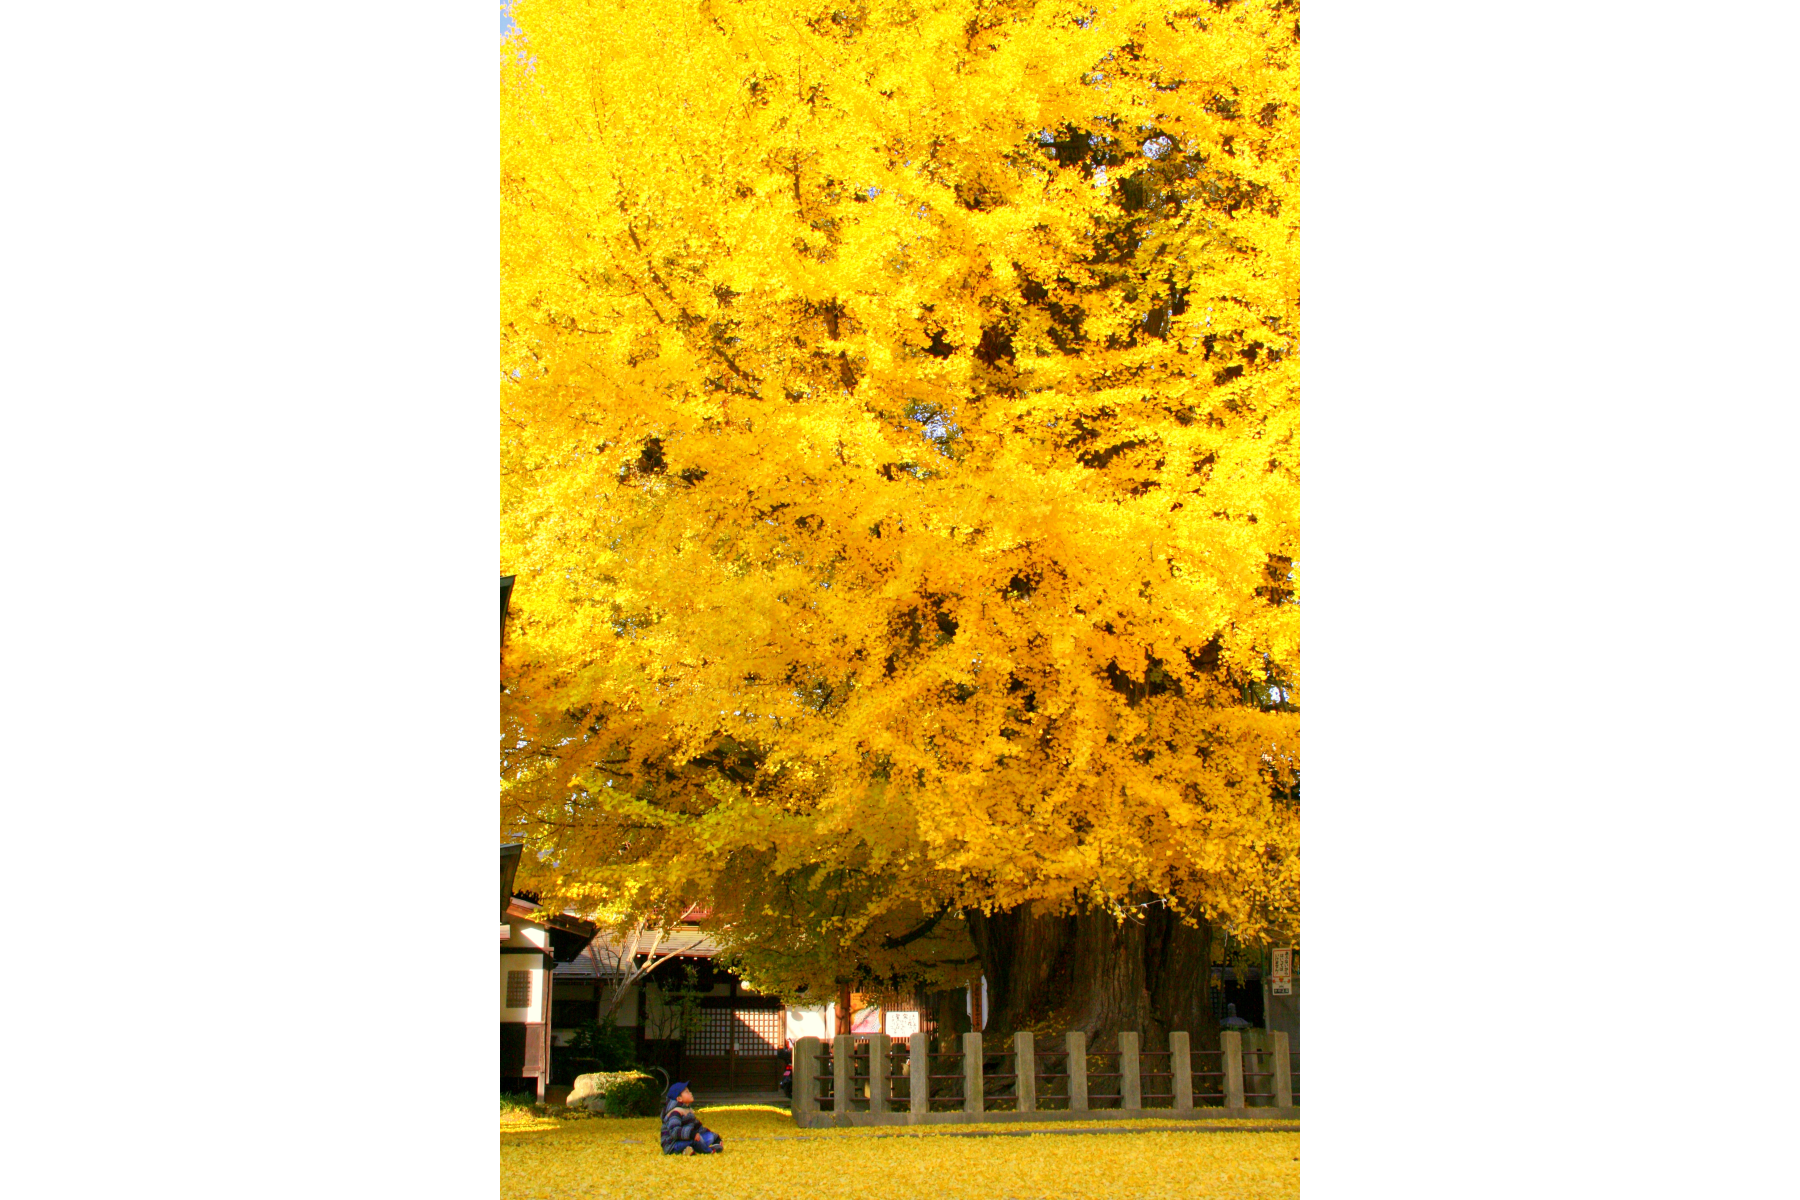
[
  {"x1": 963, "y1": 904, "x2": 1075, "y2": 1032},
  {"x1": 1145, "y1": 903, "x2": 1219, "y2": 1052},
  {"x1": 1064, "y1": 905, "x2": 1154, "y2": 1044},
  {"x1": 921, "y1": 986, "x2": 970, "y2": 1043},
  {"x1": 963, "y1": 901, "x2": 1216, "y2": 1050}
]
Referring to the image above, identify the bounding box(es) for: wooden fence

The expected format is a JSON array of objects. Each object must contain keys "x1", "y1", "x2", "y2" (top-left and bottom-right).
[{"x1": 791, "y1": 1028, "x2": 1296, "y2": 1127}]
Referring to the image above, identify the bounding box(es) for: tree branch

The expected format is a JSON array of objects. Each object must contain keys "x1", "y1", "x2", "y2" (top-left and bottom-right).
[
  {"x1": 595, "y1": 904, "x2": 702, "y2": 1023},
  {"x1": 882, "y1": 901, "x2": 953, "y2": 950}
]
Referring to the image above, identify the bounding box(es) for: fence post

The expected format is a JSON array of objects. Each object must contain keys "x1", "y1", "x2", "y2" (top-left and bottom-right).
[
  {"x1": 1120, "y1": 1031, "x2": 1142, "y2": 1111},
  {"x1": 909, "y1": 1031, "x2": 929, "y2": 1122},
  {"x1": 1222, "y1": 1029, "x2": 1245, "y2": 1110},
  {"x1": 1272, "y1": 1030, "x2": 1293, "y2": 1109},
  {"x1": 794, "y1": 1035, "x2": 819, "y2": 1122},
  {"x1": 870, "y1": 1034, "x2": 889, "y2": 1115},
  {"x1": 1170, "y1": 1031, "x2": 1193, "y2": 1113},
  {"x1": 963, "y1": 1031, "x2": 984, "y2": 1115},
  {"x1": 833, "y1": 1034, "x2": 853, "y2": 1125},
  {"x1": 1066, "y1": 1030, "x2": 1088, "y2": 1112},
  {"x1": 1014, "y1": 1031, "x2": 1036, "y2": 1113}
]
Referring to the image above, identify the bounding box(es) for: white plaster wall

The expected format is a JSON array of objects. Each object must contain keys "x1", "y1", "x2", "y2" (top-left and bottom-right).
[
  {"x1": 500, "y1": 951, "x2": 546, "y2": 1022},
  {"x1": 609, "y1": 983, "x2": 640, "y2": 1026},
  {"x1": 786, "y1": 1004, "x2": 832, "y2": 1042},
  {"x1": 500, "y1": 919, "x2": 549, "y2": 948},
  {"x1": 612, "y1": 978, "x2": 640, "y2": 1029}
]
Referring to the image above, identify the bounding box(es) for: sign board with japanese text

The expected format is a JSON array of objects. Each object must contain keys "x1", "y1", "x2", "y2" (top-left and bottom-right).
[{"x1": 1270, "y1": 947, "x2": 1294, "y2": 996}]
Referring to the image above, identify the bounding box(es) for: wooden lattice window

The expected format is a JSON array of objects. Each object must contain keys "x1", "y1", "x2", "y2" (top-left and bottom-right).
[
  {"x1": 506, "y1": 969, "x2": 532, "y2": 1009},
  {"x1": 734, "y1": 1010, "x2": 781, "y2": 1055},
  {"x1": 689, "y1": 1009, "x2": 732, "y2": 1055}
]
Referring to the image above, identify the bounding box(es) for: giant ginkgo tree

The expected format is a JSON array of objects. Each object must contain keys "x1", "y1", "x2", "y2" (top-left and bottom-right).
[{"x1": 502, "y1": 0, "x2": 1298, "y2": 1044}]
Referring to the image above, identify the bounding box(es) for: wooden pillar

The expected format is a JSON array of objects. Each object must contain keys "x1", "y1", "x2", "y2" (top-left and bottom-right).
[
  {"x1": 962, "y1": 1031, "x2": 983, "y2": 1115},
  {"x1": 537, "y1": 961, "x2": 552, "y2": 1103},
  {"x1": 1120, "y1": 1030, "x2": 1142, "y2": 1111},
  {"x1": 909, "y1": 1030, "x2": 929, "y2": 1121},
  {"x1": 793, "y1": 1035, "x2": 819, "y2": 1120},
  {"x1": 1066, "y1": 1031, "x2": 1088, "y2": 1112},
  {"x1": 870, "y1": 1034, "x2": 889, "y2": 1114},
  {"x1": 1272, "y1": 1029, "x2": 1293, "y2": 1109},
  {"x1": 1013, "y1": 1031, "x2": 1035, "y2": 1113},
  {"x1": 1222, "y1": 1029, "x2": 1245, "y2": 1110},
  {"x1": 833, "y1": 1033, "x2": 853, "y2": 1124},
  {"x1": 1170, "y1": 1031, "x2": 1194, "y2": 1113}
]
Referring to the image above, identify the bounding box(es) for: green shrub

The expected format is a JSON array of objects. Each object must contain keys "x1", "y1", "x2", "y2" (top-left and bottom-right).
[
  {"x1": 500, "y1": 1092, "x2": 539, "y2": 1114},
  {"x1": 603, "y1": 1075, "x2": 663, "y2": 1117}
]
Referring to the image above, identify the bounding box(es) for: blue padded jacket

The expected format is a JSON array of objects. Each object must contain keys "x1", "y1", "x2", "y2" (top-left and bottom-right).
[{"x1": 661, "y1": 1100, "x2": 707, "y2": 1154}]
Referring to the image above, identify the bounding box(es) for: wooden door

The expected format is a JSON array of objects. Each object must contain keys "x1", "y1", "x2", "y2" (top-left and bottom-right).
[
  {"x1": 730, "y1": 1008, "x2": 783, "y2": 1090},
  {"x1": 684, "y1": 1009, "x2": 734, "y2": 1090}
]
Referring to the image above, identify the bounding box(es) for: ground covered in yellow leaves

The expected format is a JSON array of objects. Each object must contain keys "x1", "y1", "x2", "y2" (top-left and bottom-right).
[{"x1": 502, "y1": 1105, "x2": 1298, "y2": 1199}]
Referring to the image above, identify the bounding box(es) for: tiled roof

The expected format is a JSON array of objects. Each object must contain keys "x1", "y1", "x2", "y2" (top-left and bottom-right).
[{"x1": 552, "y1": 927, "x2": 720, "y2": 980}]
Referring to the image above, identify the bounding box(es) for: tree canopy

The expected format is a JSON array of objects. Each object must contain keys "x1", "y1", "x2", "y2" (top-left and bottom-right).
[{"x1": 501, "y1": 0, "x2": 1298, "y2": 1016}]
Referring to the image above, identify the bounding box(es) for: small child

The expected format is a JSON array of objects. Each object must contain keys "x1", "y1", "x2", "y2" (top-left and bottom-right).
[{"x1": 660, "y1": 1082, "x2": 725, "y2": 1155}]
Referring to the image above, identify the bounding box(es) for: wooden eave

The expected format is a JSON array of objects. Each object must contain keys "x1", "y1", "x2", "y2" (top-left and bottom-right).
[
  {"x1": 500, "y1": 844, "x2": 523, "y2": 913},
  {"x1": 504, "y1": 896, "x2": 595, "y2": 936},
  {"x1": 501, "y1": 575, "x2": 515, "y2": 629}
]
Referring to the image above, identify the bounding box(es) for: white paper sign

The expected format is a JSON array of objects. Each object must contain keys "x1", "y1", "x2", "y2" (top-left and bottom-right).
[{"x1": 884, "y1": 1010, "x2": 920, "y2": 1037}]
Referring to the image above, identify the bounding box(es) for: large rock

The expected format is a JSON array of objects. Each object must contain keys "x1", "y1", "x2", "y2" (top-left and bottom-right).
[
  {"x1": 566, "y1": 1071, "x2": 651, "y2": 1112},
  {"x1": 564, "y1": 1072, "x2": 609, "y2": 1109}
]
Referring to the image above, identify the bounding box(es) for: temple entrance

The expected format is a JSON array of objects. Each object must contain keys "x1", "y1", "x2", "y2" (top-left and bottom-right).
[{"x1": 682, "y1": 1003, "x2": 785, "y2": 1091}]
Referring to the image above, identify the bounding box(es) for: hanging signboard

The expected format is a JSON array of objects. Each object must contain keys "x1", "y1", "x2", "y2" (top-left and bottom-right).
[
  {"x1": 1270, "y1": 947, "x2": 1294, "y2": 996},
  {"x1": 885, "y1": 1010, "x2": 920, "y2": 1037}
]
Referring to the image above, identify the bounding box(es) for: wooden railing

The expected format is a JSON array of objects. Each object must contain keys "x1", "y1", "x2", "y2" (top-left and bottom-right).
[{"x1": 791, "y1": 1028, "x2": 1297, "y2": 1127}]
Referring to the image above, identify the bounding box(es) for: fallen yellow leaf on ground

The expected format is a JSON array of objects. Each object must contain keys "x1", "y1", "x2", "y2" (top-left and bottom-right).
[{"x1": 502, "y1": 1106, "x2": 1299, "y2": 1199}]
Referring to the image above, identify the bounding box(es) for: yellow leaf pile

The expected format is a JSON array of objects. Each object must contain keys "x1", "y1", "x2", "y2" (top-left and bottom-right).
[{"x1": 502, "y1": 1106, "x2": 1299, "y2": 1199}]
